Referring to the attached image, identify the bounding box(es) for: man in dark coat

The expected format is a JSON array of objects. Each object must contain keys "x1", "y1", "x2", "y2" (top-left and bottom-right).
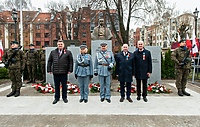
[
  {"x1": 116, "y1": 44, "x2": 134, "y2": 103},
  {"x1": 133, "y1": 41, "x2": 152, "y2": 102},
  {"x1": 47, "y1": 40, "x2": 73, "y2": 104}
]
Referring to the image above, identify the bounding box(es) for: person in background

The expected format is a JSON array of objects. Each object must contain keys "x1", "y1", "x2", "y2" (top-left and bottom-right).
[
  {"x1": 116, "y1": 44, "x2": 134, "y2": 103},
  {"x1": 47, "y1": 40, "x2": 73, "y2": 104},
  {"x1": 26, "y1": 44, "x2": 38, "y2": 83},
  {"x1": 171, "y1": 38, "x2": 191, "y2": 96},
  {"x1": 94, "y1": 42, "x2": 115, "y2": 103},
  {"x1": 133, "y1": 41, "x2": 152, "y2": 102},
  {"x1": 39, "y1": 45, "x2": 47, "y2": 83},
  {"x1": 2, "y1": 41, "x2": 25, "y2": 97},
  {"x1": 74, "y1": 45, "x2": 93, "y2": 103}
]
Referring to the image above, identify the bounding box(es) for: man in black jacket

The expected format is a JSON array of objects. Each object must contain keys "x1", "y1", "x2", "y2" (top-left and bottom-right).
[
  {"x1": 133, "y1": 41, "x2": 152, "y2": 102},
  {"x1": 47, "y1": 40, "x2": 73, "y2": 104}
]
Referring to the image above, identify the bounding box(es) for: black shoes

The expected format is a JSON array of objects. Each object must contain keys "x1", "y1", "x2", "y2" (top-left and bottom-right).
[
  {"x1": 14, "y1": 91, "x2": 20, "y2": 97},
  {"x1": 63, "y1": 98, "x2": 68, "y2": 103},
  {"x1": 137, "y1": 96, "x2": 141, "y2": 101},
  {"x1": 6, "y1": 91, "x2": 16, "y2": 97},
  {"x1": 52, "y1": 99, "x2": 59, "y2": 104},
  {"x1": 79, "y1": 99, "x2": 84, "y2": 103},
  {"x1": 100, "y1": 98, "x2": 105, "y2": 102},
  {"x1": 143, "y1": 97, "x2": 148, "y2": 102},
  {"x1": 182, "y1": 90, "x2": 191, "y2": 96},
  {"x1": 127, "y1": 98, "x2": 133, "y2": 103},
  {"x1": 84, "y1": 99, "x2": 88, "y2": 103},
  {"x1": 178, "y1": 90, "x2": 184, "y2": 96},
  {"x1": 119, "y1": 97, "x2": 125, "y2": 102},
  {"x1": 106, "y1": 99, "x2": 111, "y2": 103}
]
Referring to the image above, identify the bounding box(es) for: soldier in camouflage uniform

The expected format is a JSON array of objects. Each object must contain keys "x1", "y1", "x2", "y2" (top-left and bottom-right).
[
  {"x1": 26, "y1": 44, "x2": 38, "y2": 83},
  {"x1": 171, "y1": 38, "x2": 191, "y2": 96},
  {"x1": 2, "y1": 41, "x2": 25, "y2": 97},
  {"x1": 39, "y1": 46, "x2": 46, "y2": 82}
]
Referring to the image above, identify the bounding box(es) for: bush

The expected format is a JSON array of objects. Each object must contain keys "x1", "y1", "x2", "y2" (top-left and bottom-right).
[{"x1": 0, "y1": 68, "x2": 9, "y2": 79}]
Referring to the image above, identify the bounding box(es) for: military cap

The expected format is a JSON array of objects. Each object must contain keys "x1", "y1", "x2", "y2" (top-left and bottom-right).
[
  {"x1": 100, "y1": 42, "x2": 107, "y2": 46},
  {"x1": 10, "y1": 41, "x2": 19, "y2": 44},
  {"x1": 80, "y1": 45, "x2": 87, "y2": 49},
  {"x1": 179, "y1": 38, "x2": 186, "y2": 43},
  {"x1": 29, "y1": 44, "x2": 35, "y2": 46}
]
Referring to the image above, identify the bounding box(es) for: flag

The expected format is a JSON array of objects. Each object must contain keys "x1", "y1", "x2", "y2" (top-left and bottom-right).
[
  {"x1": 192, "y1": 29, "x2": 198, "y2": 56},
  {"x1": 177, "y1": 32, "x2": 181, "y2": 47},
  {"x1": 186, "y1": 34, "x2": 192, "y2": 49},
  {"x1": 0, "y1": 40, "x2": 3, "y2": 62}
]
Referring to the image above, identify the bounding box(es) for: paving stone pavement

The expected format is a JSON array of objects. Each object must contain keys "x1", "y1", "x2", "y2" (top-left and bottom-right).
[{"x1": 1, "y1": 80, "x2": 200, "y2": 126}]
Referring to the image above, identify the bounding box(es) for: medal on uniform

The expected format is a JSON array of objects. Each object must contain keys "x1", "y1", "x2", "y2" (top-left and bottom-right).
[{"x1": 143, "y1": 52, "x2": 145, "y2": 60}]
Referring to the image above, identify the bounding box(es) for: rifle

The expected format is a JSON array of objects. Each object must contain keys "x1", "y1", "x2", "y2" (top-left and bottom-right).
[
  {"x1": 4, "y1": 46, "x2": 22, "y2": 68},
  {"x1": 180, "y1": 45, "x2": 195, "y2": 67}
]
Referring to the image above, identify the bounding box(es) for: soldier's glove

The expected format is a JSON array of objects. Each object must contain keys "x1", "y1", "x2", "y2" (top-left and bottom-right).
[
  {"x1": 90, "y1": 75, "x2": 93, "y2": 79},
  {"x1": 108, "y1": 66, "x2": 112, "y2": 71},
  {"x1": 94, "y1": 73, "x2": 98, "y2": 76},
  {"x1": 75, "y1": 74, "x2": 77, "y2": 79}
]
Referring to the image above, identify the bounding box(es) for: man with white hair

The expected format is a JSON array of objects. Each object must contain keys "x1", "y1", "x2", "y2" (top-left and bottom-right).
[
  {"x1": 116, "y1": 44, "x2": 134, "y2": 103},
  {"x1": 133, "y1": 41, "x2": 152, "y2": 102}
]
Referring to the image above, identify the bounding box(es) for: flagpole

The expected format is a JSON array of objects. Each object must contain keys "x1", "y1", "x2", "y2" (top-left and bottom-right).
[{"x1": 20, "y1": 0, "x2": 25, "y2": 86}]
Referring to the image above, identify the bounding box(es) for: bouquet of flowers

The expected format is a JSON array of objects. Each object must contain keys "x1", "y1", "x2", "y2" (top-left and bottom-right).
[
  {"x1": 66, "y1": 81, "x2": 80, "y2": 94},
  {"x1": 89, "y1": 82, "x2": 100, "y2": 93},
  {"x1": 147, "y1": 81, "x2": 172, "y2": 94},
  {"x1": 117, "y1": 83, "x2": 136, "y2": 93},
  {"x1": 32, "y1": 82, "x2": 55, "y2": 94}
]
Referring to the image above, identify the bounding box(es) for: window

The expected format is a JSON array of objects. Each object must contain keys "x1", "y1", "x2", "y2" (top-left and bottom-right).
[
  {"x1": 45, "y1": 24, "x2": 49, "y2": 29},
  {"x1": 10, "y1": 33, "x2": 15, "y2": 38},
  {"x1": 82, "y1": 41, "x2": 86, "y2": 45},
  {"x1": 45, "y1": 41, "x2": 49, "y2": 46},
  {"x1": 44, "y1": 33, "x2": 49, "y2": 38},
  {"x1": 36, "y1": 33, "x2": 41, "y2": 38},
  {"x1": 36, "y1": 25, "x2": 40, "y2": 30},
  {"x1": 74, "y1": 24, "x2": 78, "y2": 28},
  {"x1": 11, "y1": 24, "x2": 15, "y2": 29},
  {"x1": 24, "y1": 24, "x2": 28, "y2": 29},
  {"x1": 82, "y1": 32, "x2": 86, "y2": 37},
  {"x1": 36, "y1": 41, "x2": 41, "y2": 46},
  {"x1": 82, "y1": 24, "x2": 86, "y2": 29}
]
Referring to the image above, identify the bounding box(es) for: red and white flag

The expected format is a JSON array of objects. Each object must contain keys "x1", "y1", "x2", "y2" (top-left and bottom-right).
[
  {"x1": 192, "y1": 29, "x2": 198, "y2": 56},
  {"x1": 0, "y1": 40, "x2": 4, "y2": 62},
  {"x1": 186, "y1": 34, "x2": 192, "y2": 49}
]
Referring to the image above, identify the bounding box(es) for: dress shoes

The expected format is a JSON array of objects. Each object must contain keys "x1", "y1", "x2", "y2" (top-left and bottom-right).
[
  {"x1": 79, "y1": 99, "x2": 84, "y2": 103},
  {"x1": 119, "y1": 97, "x2": 125, "y2": 102},
  {"x1": 6, "y1": 91, "x2": 16, "y2": 97},
  {"x1": 52, "y1": 99, "x2": 59, "y2": 104},
  {"x1": 143, "y1": 97, "x2": 148, "y2": 102},
  {"x1": 100, "y1": 98, "x2": 105, "y2": 102},
  {"x1": 84, "y1": 99, "x2": 88, "y2": 103},
  {"x1": 63, "y1": 98, "x2": 68, "y2": 103},
  {"x1": 137, "y1": 96, "x2": 141, "y2": 101},
  {"x1": 127, "y1": 98, "x2": 133, "y2": 103},
  {"x1": 106, "y1": 98, "x2": 111, "y2": 103}
]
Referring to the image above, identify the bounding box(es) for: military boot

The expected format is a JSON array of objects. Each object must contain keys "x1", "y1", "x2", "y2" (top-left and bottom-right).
[
  {"x1": 178, "y1": 89, "x2": 184, "y2": 96},
  {"x1": 27, "y1": 80, "x2": 32, "y2": 84},
  {"x1": 182, "y1": 89, "x2": 191, "y2": 96},
  {"x1": 14, "y1": 90, "x2": 20, "y2": 97},
  {"x1": 6, "y1": 91, "x2": 16, "y2": 97}
]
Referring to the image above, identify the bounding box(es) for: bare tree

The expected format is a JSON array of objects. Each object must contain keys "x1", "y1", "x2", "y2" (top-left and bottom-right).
[{"x1": 88, "y1": 0, "x2": 176, "y2": 45}]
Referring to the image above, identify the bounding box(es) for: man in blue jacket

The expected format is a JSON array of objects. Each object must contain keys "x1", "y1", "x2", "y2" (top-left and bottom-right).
[
  {"x1": 133, "y1": 41, "x2": 152, "y2": 102},
  {"x1": 116, "y1": 44, "x2": 134, "y2": 103}
]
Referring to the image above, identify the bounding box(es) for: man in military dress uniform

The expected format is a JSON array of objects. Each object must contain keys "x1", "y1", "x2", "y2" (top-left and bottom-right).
[
  {"x1": 171, "y1": 38, "x2": 191, "y2": 96},
  {"x1": 39, "y1": 45, "x2": 46, "y2": 82},
  {"x1": 74, "y1": 45, "x2": 93, "y2": 103},
  {"x1": 94, "y1": 42, "x2": 115, "y2": 103},
  {"x1": 2, "y1": 41, "x2": 25, "y2": 97},
  {"x1": 26, "y1": 44, "x2": 38, "y2": 83}
]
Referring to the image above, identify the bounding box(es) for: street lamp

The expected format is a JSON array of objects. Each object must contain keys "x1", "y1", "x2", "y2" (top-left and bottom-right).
[
  {"x1": 193, "y1": 8, "x2": 199, "y2": 36},
  {"x1": 12, "y1": 8, "x2": 18, "y2": 41}
]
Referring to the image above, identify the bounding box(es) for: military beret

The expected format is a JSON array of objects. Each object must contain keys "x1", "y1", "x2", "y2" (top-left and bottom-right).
[
  {"x1": 179, "y1": 38, "x2": 186, "y2": 43},
  {"x1": 10, "y1": 41, "x2": 19, "y2": 44},
  {"x1": 29, "y1": 44, "x2": 35, "y2": 46},
  {"x1": 100, "y1": 42, "x2": 107, "y2": 46},
  {"x1": 80, "y1": 45, "x2": 87, "y2": 49}
]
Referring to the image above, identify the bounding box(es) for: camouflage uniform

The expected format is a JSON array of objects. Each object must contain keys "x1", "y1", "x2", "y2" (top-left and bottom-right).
[
  {"x1": 26, "y1": 49, "x2": 38, "y2": 83},
  {"x1": 39, "y1": 50, "x2": 46, "y2": 82},
  {"x1": 171, "y1": 46, "x2": 191, "y2": 96},
  {"x1": 2, "y1": 46, "x2": 25, "y2": 97}
]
